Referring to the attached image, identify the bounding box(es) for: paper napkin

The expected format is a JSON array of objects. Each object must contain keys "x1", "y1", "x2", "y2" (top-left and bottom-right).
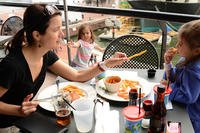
[{"x1": 94, "y1": 101, "x2": 120, "y2": 133}]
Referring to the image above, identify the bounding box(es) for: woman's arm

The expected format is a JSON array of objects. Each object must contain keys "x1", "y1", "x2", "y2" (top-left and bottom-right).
[{"x1": 48, "y1": 52, "x2": 128, "y2": 82}]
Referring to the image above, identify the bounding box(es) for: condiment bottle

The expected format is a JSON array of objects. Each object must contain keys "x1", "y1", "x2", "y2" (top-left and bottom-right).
[
  {"x1": 128, "y1": 89, "x2": 138, "y2": 106},
  {"x1": 142, "y1": 100, "x2": 152, "y2": 128},
  {"x1": 148, "y1": 84, "x2": 167, "y2": 133}
]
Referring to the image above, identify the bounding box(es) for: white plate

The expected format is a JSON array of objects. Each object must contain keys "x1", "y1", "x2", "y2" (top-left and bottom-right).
[
  {"x1": 37, "y1": 82, "x2": 96, "y2": 112},
  {"x1": 96, "y1": 76, "x2": 151, "y2": 102}
]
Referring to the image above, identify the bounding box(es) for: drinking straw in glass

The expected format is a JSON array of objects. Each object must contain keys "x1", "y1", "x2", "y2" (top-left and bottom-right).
[{"x1": 139, "y1": 88, "x2": 141, "y2": 114}]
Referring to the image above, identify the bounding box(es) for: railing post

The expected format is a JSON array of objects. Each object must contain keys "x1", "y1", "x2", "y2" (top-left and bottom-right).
[
  {"x1": 157, "y1": 20, "x2": 167, "y2": 69},
  {"x1": 63, "y1": 0, "x2": 71, "y2": 65}
]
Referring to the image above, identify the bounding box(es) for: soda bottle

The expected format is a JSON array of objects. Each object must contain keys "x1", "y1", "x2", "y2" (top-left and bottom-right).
[{"x1": 148, "y1": 84, "x2": 166, "y2": 133}]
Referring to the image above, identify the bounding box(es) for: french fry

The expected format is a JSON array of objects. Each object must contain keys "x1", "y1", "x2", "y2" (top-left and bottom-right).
[
  {"x1": 117, "y1": 79, "x2": 145, "y2": 100},
  {"x1": 128, "y1": 50, "x2": 147, "y2": 60}
]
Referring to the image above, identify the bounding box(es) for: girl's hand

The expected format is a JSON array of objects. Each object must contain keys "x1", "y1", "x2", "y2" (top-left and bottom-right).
[
  {"x1": 164, "y1": 47, "x2": 178, "y2": 64},
  {"x1": 19, "y1": 93, "x2": 39, "y2": 117},
  {"x1": 160, "y1": 79, "x2": 168, "y2": 86},
  {"x1": 104, "y1": 52, "x2": 129, "y2": 68},
  {"x1": 67, "y1": 40, "x2": 76, "y2": 48}
]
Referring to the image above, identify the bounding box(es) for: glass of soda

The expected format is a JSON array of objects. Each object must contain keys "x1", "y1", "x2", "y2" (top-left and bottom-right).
[{"x1": 52, "y1": 92, "x2": 71, "y2": 127}]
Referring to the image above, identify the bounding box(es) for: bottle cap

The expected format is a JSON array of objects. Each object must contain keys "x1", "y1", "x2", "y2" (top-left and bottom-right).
[{"x1": 157, "y1": 84, "x2": 165, "y2": 93}]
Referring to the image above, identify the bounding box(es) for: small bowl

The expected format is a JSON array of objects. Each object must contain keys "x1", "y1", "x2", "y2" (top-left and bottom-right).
[{"x1": 103, "y1": 76, "x2": 121, "y2": 93}]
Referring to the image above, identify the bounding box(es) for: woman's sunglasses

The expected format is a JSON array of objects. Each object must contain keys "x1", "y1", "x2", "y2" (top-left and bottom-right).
[{"x1": 43, "y1": 5, "x2": 60, "y2": 16}]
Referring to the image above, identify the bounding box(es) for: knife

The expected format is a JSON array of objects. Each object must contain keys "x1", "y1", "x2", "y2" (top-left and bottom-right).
[{"x1": 35, "y1": 94, "x2": 62, "y2": 102}]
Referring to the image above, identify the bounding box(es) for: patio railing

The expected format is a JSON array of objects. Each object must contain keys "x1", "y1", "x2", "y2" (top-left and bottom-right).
[{"x1": 0, "y1": 2, "x2": 200, "y2": 68}]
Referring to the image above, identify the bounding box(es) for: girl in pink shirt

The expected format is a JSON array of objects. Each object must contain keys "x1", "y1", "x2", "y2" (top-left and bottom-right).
[{"x1": 68, "y1": 24, "x2": 104, "y2": 68}]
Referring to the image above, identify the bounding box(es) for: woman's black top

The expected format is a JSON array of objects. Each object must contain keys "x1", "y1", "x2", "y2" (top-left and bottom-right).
[{"x1": 0, "y1": 48, "x2": 59, "y2": 127}]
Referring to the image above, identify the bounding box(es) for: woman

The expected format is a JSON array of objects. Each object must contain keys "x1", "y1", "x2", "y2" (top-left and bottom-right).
[{"x1": 0, "y1": 4, "x2": 128, "y2": 130}]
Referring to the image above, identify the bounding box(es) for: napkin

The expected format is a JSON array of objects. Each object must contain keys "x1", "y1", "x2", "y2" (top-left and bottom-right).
[
  {"x1": 94, "y1": 102, "x2": 103, "y2": 133},
  {"x1": 94, "y1": 101, "x2": 119, "y2": 133}
]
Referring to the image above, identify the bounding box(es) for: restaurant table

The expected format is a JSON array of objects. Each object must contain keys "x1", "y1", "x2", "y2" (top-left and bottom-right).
[{"x1": 15, "y1": 69, "x2": 194, "y2": 133}]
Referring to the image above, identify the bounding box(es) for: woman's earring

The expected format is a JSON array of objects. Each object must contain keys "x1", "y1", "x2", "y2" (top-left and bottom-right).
[{"x1": 38, "y1": 43, "x2": 41, "y2": 48}]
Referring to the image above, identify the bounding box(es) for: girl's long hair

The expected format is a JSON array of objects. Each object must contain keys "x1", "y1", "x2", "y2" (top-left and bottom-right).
[{"x1": 77, "y1": 24, "x2": 95, "y2": 43}]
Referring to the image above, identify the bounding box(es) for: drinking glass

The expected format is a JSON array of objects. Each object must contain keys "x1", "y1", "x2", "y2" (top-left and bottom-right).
[
  {"x1": 52, "y1": 93, "x2": 71, "y2": 126},
  {"x1": 71, "y1": 98, "x2": 94, "y2": 132}
]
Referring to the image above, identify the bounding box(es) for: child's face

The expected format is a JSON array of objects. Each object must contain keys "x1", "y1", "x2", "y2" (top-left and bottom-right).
[
  {"x1": 81, "y1": 27, "x2": 92, "y2": 42},
  {"x1": 176, "y1": 37, "x2": 194, "y2": 59}
]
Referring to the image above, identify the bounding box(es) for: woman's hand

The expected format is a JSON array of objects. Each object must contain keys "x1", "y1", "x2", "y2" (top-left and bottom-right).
[
  {"x1": 104, "y1": 52, "x2": 129, "y2": 68},
  {"x1": 164, "y1": 47, "x2": 178, "y2": 64},
  {"x1": 19, "y1": 93, "x2": 39, "y2": 117}
]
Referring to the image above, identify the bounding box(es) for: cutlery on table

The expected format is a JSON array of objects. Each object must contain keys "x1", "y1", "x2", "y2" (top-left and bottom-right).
[{"x1": 35, "y1": 94, "x2": 62, "y2": 102}]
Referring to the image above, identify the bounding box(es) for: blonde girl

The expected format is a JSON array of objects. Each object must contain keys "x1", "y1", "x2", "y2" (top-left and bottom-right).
[{"x1": 68, "y1": 24, "x2": 104, "y2": 68}]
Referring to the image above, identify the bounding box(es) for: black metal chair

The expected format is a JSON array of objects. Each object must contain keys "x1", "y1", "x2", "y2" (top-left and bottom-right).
[
  {"x1": 102, "y1": 34, "x2": 159, "y2": 69},
  {"x1": 0, "y1": 16, "x2": 23, "y2": 36}
]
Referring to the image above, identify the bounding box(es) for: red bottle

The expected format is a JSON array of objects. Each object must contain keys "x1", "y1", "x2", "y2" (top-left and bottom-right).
[{"x1": 148, "y1": 84, "x2": 167, "y2": 133}]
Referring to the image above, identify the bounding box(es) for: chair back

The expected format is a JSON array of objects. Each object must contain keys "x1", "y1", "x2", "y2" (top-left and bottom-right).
[
  {"x1": 102, "y1": 34, "x2": 159, "y2": 69},
  {"x1": 0, "y1": 16, "x2": 23, "y2": 36}
]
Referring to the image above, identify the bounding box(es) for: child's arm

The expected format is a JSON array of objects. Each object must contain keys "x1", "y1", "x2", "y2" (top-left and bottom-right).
[
  {"x1": 160, "y1": 47, "x2": 177, "y2": 85},
  {"x1": 67, "y1": 40, "x2": 81, "y2": 48},
  {"x1": 94, "y1": 43, "x2": 105, "y2": 53},
  {"x1": 169, "y1": 67, "x2": 200, "y2": 104}
]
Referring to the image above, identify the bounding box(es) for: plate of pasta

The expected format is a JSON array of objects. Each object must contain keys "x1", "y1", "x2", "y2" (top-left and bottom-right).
[
  {"x1": 96, "y1": 76, "x2": 152, "y2": 102},
  {"x1": 37, "y1": 82, "x2": 96, "y2": 112}
]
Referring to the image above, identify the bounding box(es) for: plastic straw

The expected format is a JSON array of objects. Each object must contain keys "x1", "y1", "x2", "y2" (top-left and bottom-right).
[{"x1": 139, "y1": 88, "x2": 141, "y2": 114}]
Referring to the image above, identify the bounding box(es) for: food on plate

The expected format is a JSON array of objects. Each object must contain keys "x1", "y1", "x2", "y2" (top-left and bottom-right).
[
  {"x1": 61, "y1": 85, "x2": 86, "y2": 101},
  {"x1": 117, "y1": 79, "x2": 145, "y2": 100},
  {"x1": 105, "y1": 76, "x2": 121, "y2": 84},
  {"x1": 104, "y1": 76, "x2": 122, "y2": 93}
]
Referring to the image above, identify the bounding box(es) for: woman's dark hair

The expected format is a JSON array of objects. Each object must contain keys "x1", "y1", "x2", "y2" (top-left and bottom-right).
[
  {"x1": 6, "y1": 4, "x2": 61, "y2": 53},
  {"x1": 77, "y1": 24, "x2": 95, "y2": 42}
]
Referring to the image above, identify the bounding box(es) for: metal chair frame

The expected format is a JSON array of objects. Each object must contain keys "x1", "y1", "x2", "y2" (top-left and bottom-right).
[
  {"x1": 102, "y1": 34, "x2": 159, "y2": 69},
  {"x1": 0, "y1": 16, "x2": 23, "y2": 36}
]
